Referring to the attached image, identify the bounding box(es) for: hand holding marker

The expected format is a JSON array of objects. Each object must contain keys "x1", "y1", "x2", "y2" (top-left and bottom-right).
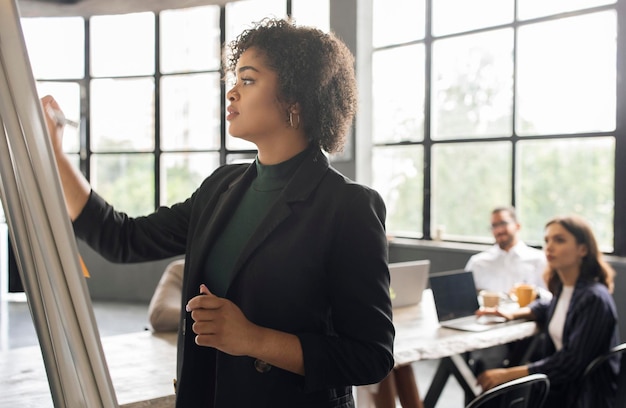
[{"x1": 46, "y1": 106, "x2": 79, "y2": 128}]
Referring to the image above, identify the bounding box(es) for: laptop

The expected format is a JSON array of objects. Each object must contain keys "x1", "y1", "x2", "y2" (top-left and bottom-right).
[
  {"x1": 429, "y1": 270, "x2": 522, "y2": 332},
  {"x1": 389, "y1": 260, "x2": 431, "y2": 308}
]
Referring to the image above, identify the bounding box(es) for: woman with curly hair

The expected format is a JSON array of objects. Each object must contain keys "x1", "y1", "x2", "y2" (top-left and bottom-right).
[
  {"x1": 42, "y1": 17, "x2": 394, "y2": 408},
  {"x1": 476, "y1": 215, "x2": 619, "y2": 408}
]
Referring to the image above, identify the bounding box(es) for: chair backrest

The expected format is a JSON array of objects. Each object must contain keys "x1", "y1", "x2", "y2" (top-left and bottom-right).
[
  {"x1": 465, "y1": 374, "x2": 550, "y2": 408},
  {"x1": 581, "y1": 342, "x2": 626, "y2": 407}
]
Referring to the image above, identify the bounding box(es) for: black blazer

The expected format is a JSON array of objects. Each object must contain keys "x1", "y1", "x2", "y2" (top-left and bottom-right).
[
  {"x1": 74, "y1": 148, "x2": 395, "y2": 407},
  {"x1": 528, "y1": 279, "x2": 619, "y2": 408}
]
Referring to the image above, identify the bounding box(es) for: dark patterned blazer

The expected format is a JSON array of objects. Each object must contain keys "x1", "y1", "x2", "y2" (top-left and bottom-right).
[{"x1": 529, "y1": 279, "x2": 619, "y2": 408}]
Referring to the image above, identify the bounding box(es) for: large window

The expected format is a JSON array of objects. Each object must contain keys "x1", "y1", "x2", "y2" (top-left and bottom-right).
[
  {"x1": 17, "y1": 1, "x2": 624, "y2": 255},
  {"x1": 370, "y1": 0, "x2": 622, "y2": 253},
  {"x1": 20, "y1": 0, "x2": 329, "y2": 216}
]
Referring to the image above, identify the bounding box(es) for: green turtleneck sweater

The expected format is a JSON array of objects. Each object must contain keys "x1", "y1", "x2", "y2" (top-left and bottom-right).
[{"x1": 203, "y1": 150, "x2": 308, "y2": 297}]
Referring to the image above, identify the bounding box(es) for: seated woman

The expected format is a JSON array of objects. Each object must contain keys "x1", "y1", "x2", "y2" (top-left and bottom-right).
[{"x1": 476, "y1": 215, "x2": 619, "y2": 408}]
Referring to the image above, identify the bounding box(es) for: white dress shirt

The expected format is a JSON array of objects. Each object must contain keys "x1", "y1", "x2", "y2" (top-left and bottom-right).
[{"x1": 465, "y1": 241, "x2": 548, "y2": 294}]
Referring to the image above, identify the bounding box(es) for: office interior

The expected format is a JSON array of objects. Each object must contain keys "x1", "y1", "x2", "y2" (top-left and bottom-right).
[{"x1": 1, "y1": 0, "x2": 626, "y2": 405}]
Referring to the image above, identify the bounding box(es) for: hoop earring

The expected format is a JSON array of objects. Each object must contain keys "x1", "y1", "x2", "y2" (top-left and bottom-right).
[{"x1": 289, "y1": 112, "x2": 300, "y2": 129}]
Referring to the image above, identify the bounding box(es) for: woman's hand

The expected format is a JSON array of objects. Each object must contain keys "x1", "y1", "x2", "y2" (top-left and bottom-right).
[
  {"x1": 475, "y1": 306, "x2": 514, "y2": 321},
  {"x1": 186, "y1": 284, "x2": 259, "y2": 356},
  {"x1": 39, "y1": 95, "x2": 91, "y2": 220},
  {"x1": 40, "y1": 95, "x2": 65, "y2": 154},
  {"x1": 186, "y1": 284, "x2": 305, "y2": 375}
]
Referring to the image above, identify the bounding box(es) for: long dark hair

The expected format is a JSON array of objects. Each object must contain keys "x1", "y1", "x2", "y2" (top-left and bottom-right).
[{"x1": 544, "y1": 215, "x2": 615, "y2": 293}]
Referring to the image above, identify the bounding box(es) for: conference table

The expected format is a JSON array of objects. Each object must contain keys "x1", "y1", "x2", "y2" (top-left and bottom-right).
[
  {"x1": 0, "y1": 290, "x2": 536, "y2": 408},
  {"x1": 356, "y1": 289, "x2": 538, "y2": 408},
  {"x1": 0, "y1": 330, "x2": 177, "y2": 407}
]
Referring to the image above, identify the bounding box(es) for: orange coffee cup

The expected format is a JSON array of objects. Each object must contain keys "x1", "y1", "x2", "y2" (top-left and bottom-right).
[{"x1": 516, "y1": 284, "x2": 536, "y2": 307}]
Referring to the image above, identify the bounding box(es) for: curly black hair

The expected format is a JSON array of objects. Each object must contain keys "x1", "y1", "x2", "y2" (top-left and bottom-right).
[{"x1": 225, "y1": 18, "x2": 357, "y2": 154}]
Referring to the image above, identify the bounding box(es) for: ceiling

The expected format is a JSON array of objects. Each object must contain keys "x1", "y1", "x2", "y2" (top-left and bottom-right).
[{"x1": 17, "y1": 0, "x2": 236, "y2": 18}]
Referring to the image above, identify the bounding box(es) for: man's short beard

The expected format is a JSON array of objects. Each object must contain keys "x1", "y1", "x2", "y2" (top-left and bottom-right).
[{"x1": 497, "y1": 235, "x2": 515, "y2": 250}]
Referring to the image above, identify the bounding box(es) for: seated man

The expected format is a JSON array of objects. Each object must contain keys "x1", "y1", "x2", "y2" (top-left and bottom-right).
[
  {"x1": 148, "y1": 258, "x2": 184, "y2": 332},
  {"x1": 465, "y1": 206, "x2": 549, "y2": 373},
  {"x1": 466, "y1": 206, "x2": 548, "y2": 297}
]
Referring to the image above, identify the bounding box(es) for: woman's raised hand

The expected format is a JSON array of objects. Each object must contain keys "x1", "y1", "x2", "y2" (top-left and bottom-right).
[{"x1": 40, "y1": 95, "x2": 65, "y2": 154}]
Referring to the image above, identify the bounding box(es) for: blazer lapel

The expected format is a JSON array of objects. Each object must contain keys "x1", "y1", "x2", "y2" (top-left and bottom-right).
[
  {"x1": 227, "y1": 148, "x2": 330, "y2": 292},
  {"x1": 185, "y1": 163, "x2": 257, "y2": 296}
]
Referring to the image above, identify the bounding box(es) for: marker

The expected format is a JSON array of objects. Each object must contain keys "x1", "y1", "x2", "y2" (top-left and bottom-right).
[{"x1": 46, "y1": 106, "x2": 79, "y2": 128}]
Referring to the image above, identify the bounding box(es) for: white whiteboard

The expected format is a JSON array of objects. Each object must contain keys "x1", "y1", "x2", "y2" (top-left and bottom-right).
[{"x1": 0, "y1": 0, "x2": 118, "y2": 406}]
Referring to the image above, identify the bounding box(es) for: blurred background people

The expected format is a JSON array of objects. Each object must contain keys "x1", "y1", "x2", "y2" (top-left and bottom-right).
[
  {"x1": 477, "y1": 215, "x2": 619, "y2": 408},
  {"x1": 466, "y1": 206, "x2": 550, "y2": 374}
]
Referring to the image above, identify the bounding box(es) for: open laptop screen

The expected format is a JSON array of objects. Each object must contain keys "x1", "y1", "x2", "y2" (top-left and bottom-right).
[{"x1": 429, "y1": 270, "x2": 480, "y2": 322}]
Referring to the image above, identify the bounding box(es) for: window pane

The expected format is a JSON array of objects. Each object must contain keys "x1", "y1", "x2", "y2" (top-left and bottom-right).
[
  {"x1": 518, "y1": 0, "x2": 616, "y2": 20},
  {"x1": 91, "y1": 154, "x2": 155, "y2": 217},
  {"x1": 160, "y1": 73, "x2": 221, "y2": 150},
  {"x1": 91, "y1": 78, "x2": 155, "y2": 152},
  {"x1": 21, "y1": 17, "x2": 84, "y2": 80},
  {"x1": 36, "y1": 81, "x2": 81, "y2": 153},
  {"x1": 224, "y1": 107, "x2": 258, "y2": 151},
  {"x1": 431, "y1": 142, "x2": 511, "y2": 240},
  {"x1": 226, "y1": 153, "x2": 256, "y2": 164},
  {"x1": 372, "y1": 45, "x2": 425, "y2": 143},
  {"x1": 225, "y1": 0, "x2": 286, "y2": 44},
  {"x1": 372, "y1": 0, "x2": 425, "y2": 47},
  {"x1": 226, "y1": 137, "x2": 257, "y2": 151},
  {"x1": 292, "y1": 0, "x2": 329, "y2": 32},
  {"x1": 160, "y1": 6, "x2": 221, "y2": 74},
  {"x1": 517, "y1": 12, "x2": 616, "y2": 136},
  {"x1": 517, "y1": 137, "x2": 614, "y2": 251},
  {"x1": 432, "y1": 29, "x2": 513, "y2": 140},
  {"x1": 372, "y1": 146, "x2": 423, "y2": 238},
  {"x1": 432, "y1": 0, "x2": 514, "y2": 36},
  {"x1": 90, "y1": 12, "x2": 155, "y2": 77},
  {"x1": 160, "y1": 152, "x2": 220, "y2": 206}
]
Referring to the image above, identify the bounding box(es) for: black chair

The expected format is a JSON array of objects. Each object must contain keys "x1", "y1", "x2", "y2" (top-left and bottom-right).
[
  {"x1": 465, "y1": 373, "x2": 550, "y2": 408},
  {"x1": 579, "y1": 342, "x2": 626, "y2": 407}
]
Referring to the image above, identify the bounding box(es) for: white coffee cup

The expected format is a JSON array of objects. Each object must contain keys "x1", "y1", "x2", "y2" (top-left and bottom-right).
[{"x1": 480, "y1": 291, "x2": 500, "y2": 308}]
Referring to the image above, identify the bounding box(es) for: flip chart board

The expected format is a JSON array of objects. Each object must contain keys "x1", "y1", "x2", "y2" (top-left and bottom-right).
[{"x1": 0, "y1": 0, "x2": 119, "y2": 406}]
